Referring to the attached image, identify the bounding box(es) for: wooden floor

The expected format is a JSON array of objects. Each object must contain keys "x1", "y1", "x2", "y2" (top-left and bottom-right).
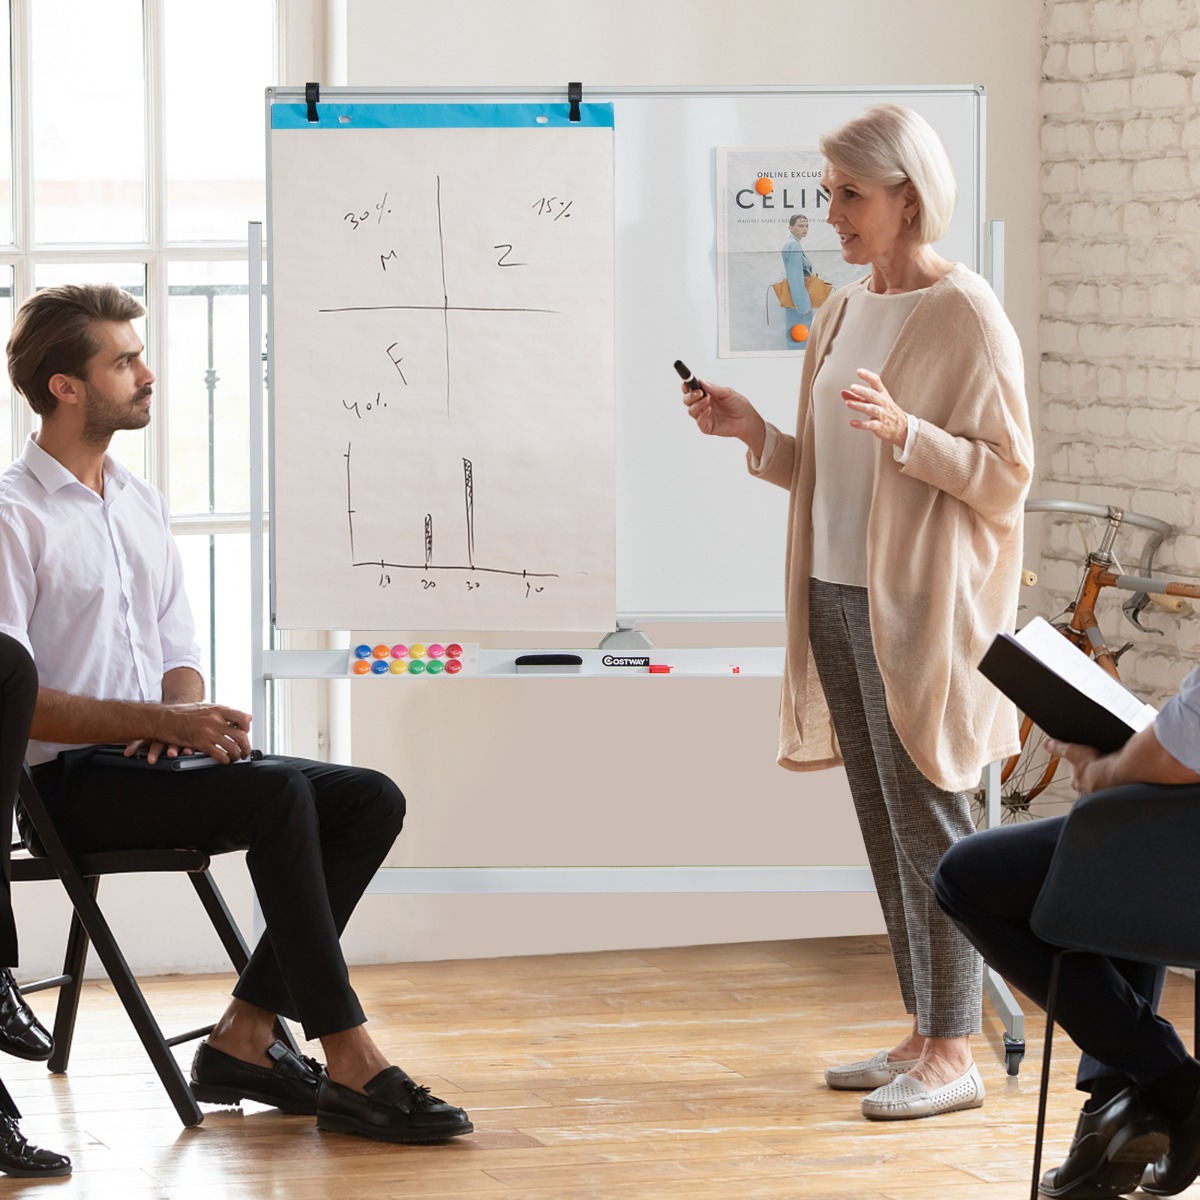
[{"x1": 3, "y1": 935, "x2": 1196, "y2": 1198}]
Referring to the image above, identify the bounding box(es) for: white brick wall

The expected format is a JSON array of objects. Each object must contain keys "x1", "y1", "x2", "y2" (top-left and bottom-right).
[{"x1": 1038, "y1": 0, "x2": 1200, "y2": 713}]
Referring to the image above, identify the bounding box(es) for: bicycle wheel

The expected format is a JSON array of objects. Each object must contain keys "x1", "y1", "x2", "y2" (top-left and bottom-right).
[{"x1": 972, "y1": 714, "x2": 1060, "y2": 825}]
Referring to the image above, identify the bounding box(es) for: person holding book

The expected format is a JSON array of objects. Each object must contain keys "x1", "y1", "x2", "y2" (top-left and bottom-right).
[
  {"x1": 934, "y1": 668, "x2": 1200, "y2": 1198},
  {"x1": 680, "y1": 104, "x2": 1033, "y2": 1120}
]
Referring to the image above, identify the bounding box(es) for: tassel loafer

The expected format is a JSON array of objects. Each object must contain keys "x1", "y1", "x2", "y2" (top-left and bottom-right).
[
  {"x1": 190, "y1": 1039, "x2": 323, "y2": 1114},
  {"x1": 316, "y1": 1066, "x2": 473, "y2": 1143}
]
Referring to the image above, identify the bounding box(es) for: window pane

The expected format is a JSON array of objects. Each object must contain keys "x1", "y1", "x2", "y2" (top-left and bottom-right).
[
  {"x1": 167, "y1": 262, "x2": 251, "y2": 514},
  {"x1": 0, "y1": 4, "x2": 12, "y2": 246},
  {"x1": 164, "y1": 2, "x2": 273, "y2": 242},
  {"x1": 176, "y1": 531, "x2": 251, "y2": 711},
  {"x1": 33, "y1": 263, "x2": 148, "y2": 477},
  {"x1": 31, "y1": 1, "x2": 145, "y2": 244},
  {"x1": 0, "y1": 267, "x2": 12, "y2": 465}
]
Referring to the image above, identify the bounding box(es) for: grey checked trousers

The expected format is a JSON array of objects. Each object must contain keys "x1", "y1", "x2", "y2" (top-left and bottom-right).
[{"x1": 808, "y1": 577, "x2": 982, "y2": 1038}]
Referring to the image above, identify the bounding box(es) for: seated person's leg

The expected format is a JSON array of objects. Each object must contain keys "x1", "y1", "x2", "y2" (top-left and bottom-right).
[
  {"x1": 32, "y1": 752, "x2": 469, "y2": 1144},
  {"x1": 935, "y1": 820, "x2": 1199, "y2": 1198}
]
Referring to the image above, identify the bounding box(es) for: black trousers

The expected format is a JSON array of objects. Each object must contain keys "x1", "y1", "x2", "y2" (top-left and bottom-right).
[
  {"x1": 934, "y1": 817, "x2": 1183, "y2": 1091},
  {"x1": 31, "y1": 752, "x2": 405, "y2": 1041},
  {"x1": 0, "y1": 634, "x2": 38, "y2": 968}
]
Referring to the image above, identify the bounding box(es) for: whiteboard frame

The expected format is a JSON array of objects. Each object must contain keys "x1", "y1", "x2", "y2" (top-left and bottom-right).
[{"x1": 252, "y1": 84, "x2": 988, "y2": 902}]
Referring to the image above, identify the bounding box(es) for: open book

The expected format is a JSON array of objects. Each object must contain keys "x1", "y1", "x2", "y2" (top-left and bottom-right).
[{"x1": 977, "y1": 616, "x2": 1158, "y2": 754}]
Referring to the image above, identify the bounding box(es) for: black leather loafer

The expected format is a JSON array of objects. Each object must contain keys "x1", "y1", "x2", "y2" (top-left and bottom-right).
[
  {"x1": 0, "y1": 1115, "x2": 70, "y2": 1177},
  {"x1": 189, "y1": 1040, "x2": 323, "y2": 1114},
  {"x1": 316, "y1": 1066, "x2": 473, "y2": 1143},
  {"x1": 0, "y1": 970, "x2": 52, "y2": 1062},
  {"x1": 1142, "y1": 1085, "x2": 1200, "y2": 1196},
  {"x1": 1040, "y1": 1086, "x2": 1169, "y2": 1199}
]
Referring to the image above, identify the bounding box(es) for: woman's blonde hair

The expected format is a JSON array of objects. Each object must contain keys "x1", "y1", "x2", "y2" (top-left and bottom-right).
[{"x1": 819, "y1": 104, "x2": 957, "y2": 244}]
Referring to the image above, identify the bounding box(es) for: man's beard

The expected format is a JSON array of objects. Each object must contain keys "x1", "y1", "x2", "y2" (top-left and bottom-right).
[{"x1": 80, "y1": 383, "x2": 152, "y2": 445}]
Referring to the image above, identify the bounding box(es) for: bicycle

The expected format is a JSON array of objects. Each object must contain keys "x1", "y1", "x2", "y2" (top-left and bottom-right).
[{"x1": 982, "y1": 498, "x2": 1200, "y2": 823}]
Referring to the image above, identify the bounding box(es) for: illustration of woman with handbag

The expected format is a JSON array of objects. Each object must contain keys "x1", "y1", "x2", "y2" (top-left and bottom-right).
[{"x1": 779, "y1": 214, "x2": 815, "y2": 347}]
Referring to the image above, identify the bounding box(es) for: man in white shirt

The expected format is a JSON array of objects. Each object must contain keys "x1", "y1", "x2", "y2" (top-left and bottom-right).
[
  {"x1": 0, "y1": 284, "x2": 472, "y2": 1145},
  {"x1": 935, "y1": 676, "x2": 1200, "y2": 1199}
]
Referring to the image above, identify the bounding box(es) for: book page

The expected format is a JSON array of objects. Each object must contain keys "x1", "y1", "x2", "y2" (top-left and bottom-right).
[{"x1": 1015, "y1": 617, "x2": 1158, "y2": 732}]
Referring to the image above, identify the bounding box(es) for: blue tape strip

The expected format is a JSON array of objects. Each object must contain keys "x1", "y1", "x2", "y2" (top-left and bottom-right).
[{"x1": 272, "y1": 101, "x2": 615, "y2": 130}]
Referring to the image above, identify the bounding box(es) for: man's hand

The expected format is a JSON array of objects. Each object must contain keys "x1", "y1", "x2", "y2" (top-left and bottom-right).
[
  {"x1": 144, "y1": 703, "x2": 253, "y2": 765},
  {"x1": 1046, "y1": 724, "x2": 1200, "y2": 795},
  {"x1": 1043, "y1": 738, "x2": 1105, "y2": 794}
]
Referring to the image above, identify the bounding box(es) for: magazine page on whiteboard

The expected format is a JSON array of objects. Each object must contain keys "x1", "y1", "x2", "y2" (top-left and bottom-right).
[{"x1": 715, "y1": 148, "x2": 868, "y2": 359}]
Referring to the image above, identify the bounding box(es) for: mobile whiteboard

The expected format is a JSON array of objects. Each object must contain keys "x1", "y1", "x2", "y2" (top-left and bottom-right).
[{"x1": 266, "y1": 85, "x2": 984, "y2": 630}]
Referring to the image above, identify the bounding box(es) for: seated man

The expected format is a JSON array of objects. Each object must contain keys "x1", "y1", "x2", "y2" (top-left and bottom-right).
[
  {"x1": 0, "y1": 284, "x2": 472, "y2": 1145},
  {"x1": 934, "y1": 665, "x2": 1200, "y2": 1199}
]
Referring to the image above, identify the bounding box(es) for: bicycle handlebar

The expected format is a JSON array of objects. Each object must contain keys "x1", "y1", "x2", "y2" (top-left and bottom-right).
[{"x1": 1024, "y1": 498, "x2": 1173, "y2": 577}]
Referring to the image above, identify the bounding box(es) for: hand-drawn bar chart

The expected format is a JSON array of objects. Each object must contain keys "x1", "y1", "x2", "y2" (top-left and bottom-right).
[{"x1": 269, "y1": 102, "x2": 616, "y2": 631}]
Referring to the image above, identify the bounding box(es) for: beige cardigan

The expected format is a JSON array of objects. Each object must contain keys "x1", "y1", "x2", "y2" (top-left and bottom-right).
[{"x1": 752, "y1": 265, "x2": 1034, "y2": 793}]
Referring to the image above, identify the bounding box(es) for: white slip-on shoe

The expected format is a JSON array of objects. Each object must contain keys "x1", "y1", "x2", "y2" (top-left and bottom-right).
[
  {"x1": 824, "y1": 1049, "x2": 920, "y2": 1090},
  {"x1": 860, "y1": 1063, "x2": 985, "y2": 1120}
]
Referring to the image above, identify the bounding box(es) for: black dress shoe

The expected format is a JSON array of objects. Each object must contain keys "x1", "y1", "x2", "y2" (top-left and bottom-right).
[
  {"x1": 0, "y1": 969, "x2": 52, "y2": 1062},
  {"x1": 190, "y1": 1040, "x2": 323, "y2": 1114},
  {"x1": 1142, "y1": 1085, "x2": 1200, "y2": 1196},
  {"x1": 0, "y1": 1115, "x2": 70, "y2": 1177},
  {"x1": 1040, "y1": 1085, "x2": 1169, "y2": 1199},
  {"x1": 316, "y1": 1067, "x2": 473, "y2": 1143}
]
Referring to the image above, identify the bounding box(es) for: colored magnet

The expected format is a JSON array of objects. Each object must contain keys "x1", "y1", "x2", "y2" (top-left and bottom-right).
[
  {"x1": 755, "y1": 177, "x2": 773, "y2": 196},
  {"x1": 371, "y1": 644, "x2": 390, "y2": 659},
  {"x1": 354, "y1": 644, "x2": 373, "y2": 659},
  {"x1": 428, "y1": 643, "x2": 445, "y2": 658},
  {"x1": 407, "y1": 659, "x2": 426, "y2": 675},
  {"x1": 352, "y1": 660, "x2": 371, "y2": 675},
  {"x1": 389, "y1": 660, "x2": 408, "y2": 675},
  {"x1": 390, "y1": 644, "x2": 408, "y2": 659},
  {"x1": 408, "y1": 643, "x2": 427, "y2": 659},
  {"x1": 446, "y1": 643, "x2": 463, "y2": 658},
  {"x1": 789, "y1": 323, "x2": 809, "y2": 343},
  {"x1": 444, "y1": 658, "x2": 463, "y2": 674},
  {"x1": 370, "y1": 659, "x2": 389, "y2": 674},
  {"x1": 426, "y1": 659, "x2": 444, "y2": 675}
]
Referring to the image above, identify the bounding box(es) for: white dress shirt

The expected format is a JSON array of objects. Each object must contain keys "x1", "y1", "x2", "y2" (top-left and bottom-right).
[{"x1": 0, "y1": 434, "x2": 202, "y2": 765}]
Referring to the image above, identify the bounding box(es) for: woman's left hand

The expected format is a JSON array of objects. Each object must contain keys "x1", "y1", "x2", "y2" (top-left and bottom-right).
[{"x1": 842, "y1": 369, "x2": 909, "y2": 448}]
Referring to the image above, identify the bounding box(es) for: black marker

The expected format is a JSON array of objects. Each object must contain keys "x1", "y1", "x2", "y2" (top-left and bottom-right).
[{"x1": 673, "y1": 359, "x2": 704, "y2": 393}]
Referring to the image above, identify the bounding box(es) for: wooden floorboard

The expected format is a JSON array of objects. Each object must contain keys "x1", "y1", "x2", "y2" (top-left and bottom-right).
[{"x1": 2, "y1": 934, "x2": 1194, "y2": 1197}]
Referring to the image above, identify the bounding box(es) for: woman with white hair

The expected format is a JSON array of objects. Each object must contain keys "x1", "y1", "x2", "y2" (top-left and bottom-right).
[{"x1": 682, "y1": 104, "x2": 1032, "y2": 1120}]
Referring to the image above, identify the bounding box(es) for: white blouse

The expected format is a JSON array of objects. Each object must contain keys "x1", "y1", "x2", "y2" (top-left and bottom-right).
[{"x1": 809, "y1": 285, "x2": 926, "y2": 588}]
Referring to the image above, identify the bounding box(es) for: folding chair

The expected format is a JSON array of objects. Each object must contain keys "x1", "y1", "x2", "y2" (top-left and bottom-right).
[
  {"x1": 1027, "y1": 782, "x2": 1200, "y2": 1200},
  {"x1": 10, "y1": 763, "x2": 297, "y2": 1128}
]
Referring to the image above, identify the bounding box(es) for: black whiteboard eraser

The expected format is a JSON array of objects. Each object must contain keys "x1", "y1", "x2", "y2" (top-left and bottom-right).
[{"x1": 515, "y1": 653, "x2": 583, "y2": 673}]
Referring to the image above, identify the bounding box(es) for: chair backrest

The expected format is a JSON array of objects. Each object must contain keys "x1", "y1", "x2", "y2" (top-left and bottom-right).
[{"x1": 1031, "y1": 782, "x2": 1200, "y2": 969}]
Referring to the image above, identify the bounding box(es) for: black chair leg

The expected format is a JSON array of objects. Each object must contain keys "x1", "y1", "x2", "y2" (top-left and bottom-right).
[
  {"x1": 1031, "y1": 951, "x2": 1066, "y2": 1200},
  {"x1": 48, "y1": 883, "x2": 95, "y2": 1074},
  {"x1": 56, "y1": 874, "x2": 202, "y2": 1128}
]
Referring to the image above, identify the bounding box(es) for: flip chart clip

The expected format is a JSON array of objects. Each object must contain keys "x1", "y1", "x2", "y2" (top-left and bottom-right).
[
  {"x1": 305, "y1": 81, "x2": 321, "y2": 123},
  {"x1": 568, "y1": 81, "x2": 582, "y2": 123}
]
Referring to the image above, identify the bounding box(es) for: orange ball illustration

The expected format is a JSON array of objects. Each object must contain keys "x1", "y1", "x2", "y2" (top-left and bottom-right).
[
  {"x1": 789, "y1": 323, "x2": 809, "y2": 343},
  {"x1": 754, "y1": 177, "x2": 773, "y2": 196}
]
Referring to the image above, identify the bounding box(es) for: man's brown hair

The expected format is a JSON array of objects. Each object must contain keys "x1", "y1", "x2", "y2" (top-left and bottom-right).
[{"x1": 7, "y1": 284, "x2": 145, "y2": 417}]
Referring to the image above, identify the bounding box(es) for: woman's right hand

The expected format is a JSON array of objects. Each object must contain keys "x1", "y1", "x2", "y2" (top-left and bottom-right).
[{"x1": 681, "y1": 379, "x2": 766, "y2": 456}]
